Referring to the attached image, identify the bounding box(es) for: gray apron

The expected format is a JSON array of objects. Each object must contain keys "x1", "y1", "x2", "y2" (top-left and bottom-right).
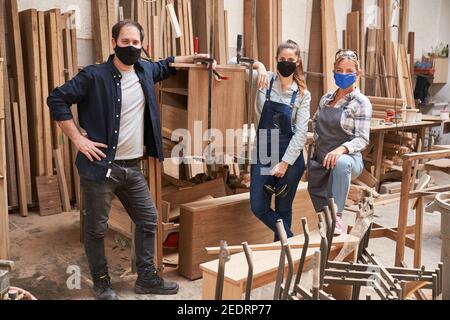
[{"x1": 308, "y1": 105, "x2": 353, "y2": 212}]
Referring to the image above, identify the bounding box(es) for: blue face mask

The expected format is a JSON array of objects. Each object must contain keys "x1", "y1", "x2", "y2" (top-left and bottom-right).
[{"x1": 334, "y1": 72, "x2": 357, "y2": 89}]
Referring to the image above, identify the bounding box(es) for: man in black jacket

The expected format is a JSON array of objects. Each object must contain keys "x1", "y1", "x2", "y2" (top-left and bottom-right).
[{"x1": 48, "y1": 20, "x2": 210, "y2": 300}]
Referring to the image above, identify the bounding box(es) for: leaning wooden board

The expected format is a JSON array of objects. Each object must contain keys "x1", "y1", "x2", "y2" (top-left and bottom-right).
[
  {"x1": 321, "y1": 0, "x2": 338, "y2": 93},
  {"x1": 179, "y1": 182, "x2": 319, "y2": 280},
  {"x1": 0, "y1": 58, "x2": 9, "y2": 259},
  {"x1": 5, "y1": 0, "x2": 32, "y2": 204},
  {"x1": 0, "y1": 1, "x2": 18, "y2": 208}
]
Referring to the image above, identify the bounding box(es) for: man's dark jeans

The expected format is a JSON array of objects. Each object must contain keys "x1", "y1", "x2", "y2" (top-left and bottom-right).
[{"x1": 81, "y1": 159, "x2": 157, "y2": 279}]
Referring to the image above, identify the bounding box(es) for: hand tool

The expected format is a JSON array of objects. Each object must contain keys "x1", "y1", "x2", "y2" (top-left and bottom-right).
[{"x1": 215, "y1": 240, "x2": 231, "y2": 300}]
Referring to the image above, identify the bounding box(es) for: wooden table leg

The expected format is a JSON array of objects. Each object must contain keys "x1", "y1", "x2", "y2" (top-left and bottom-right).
[
  {"x1": 396, "y1": 159, "x2": 412, "y2": 266},
  {"x1": 414, "y1": 196, "x2": 424, "y2": 268},
  {"x1": 373, "y1": 132, "x2": 385, "y2": 189}
]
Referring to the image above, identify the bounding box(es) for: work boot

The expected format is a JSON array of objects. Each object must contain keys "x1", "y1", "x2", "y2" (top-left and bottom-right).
[
  {"x1": 93, "y1": 275, "x2": 119, "y2": 300},
  {"x1": 135, "y1": 270, "x2": 179, "y2": 295}
]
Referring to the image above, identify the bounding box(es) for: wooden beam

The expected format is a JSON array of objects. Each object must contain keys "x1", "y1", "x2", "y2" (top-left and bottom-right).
[
  {"x1": 321, "y1": 0, "x2": 338, "y2": 93},
  {"x1": 5, "y1": 0, "x2": 32, "y2": 204},
  {"x1": 11, "y1": 102, "x2": 28, "y2": 217},
  {"x1": 53, "y1": 148, "x2": 71, "y2": 212},
  {"x1": 307, "y1": 0, "x2": 323, "y2": 117},
  {"x1": 0, "y1": 58, "x2": 9, "y2": 259}
]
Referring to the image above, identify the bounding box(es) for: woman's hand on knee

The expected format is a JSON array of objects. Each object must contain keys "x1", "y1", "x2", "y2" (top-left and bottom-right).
[
  {"x1": 323, "y1": 146, "x2": 348, "y2": 169},
  {"x1": 271, "y1": 161, "x2": 289, "y2": 178}
]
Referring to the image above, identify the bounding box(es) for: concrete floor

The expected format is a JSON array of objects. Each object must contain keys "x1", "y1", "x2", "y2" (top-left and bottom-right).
[{"x1": 7, "y1": 173, "x2": 447, "y2": 300}]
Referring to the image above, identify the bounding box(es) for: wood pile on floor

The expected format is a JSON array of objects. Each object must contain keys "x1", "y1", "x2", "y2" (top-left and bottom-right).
[{"x1": 0, "y1": 0, "x2": 79, "y2": 217}]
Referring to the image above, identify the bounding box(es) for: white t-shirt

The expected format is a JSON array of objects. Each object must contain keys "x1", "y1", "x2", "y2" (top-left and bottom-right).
[{"x1": 115, "y1": 69, "x2": 146, "y2": 160}]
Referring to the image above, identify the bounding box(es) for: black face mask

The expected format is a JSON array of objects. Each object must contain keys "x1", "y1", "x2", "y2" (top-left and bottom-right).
[
  {"x1": 114, "y1": 45, "x2": 142, "y2": 66},
  {"x1": 277, "y1": 61, "x2": 297, "y2": 78}
]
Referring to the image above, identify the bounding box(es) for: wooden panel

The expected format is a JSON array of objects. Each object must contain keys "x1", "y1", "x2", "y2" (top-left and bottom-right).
[
  {"x1": 5, "y1": 0, "x2": 32, "y2": 204},
  {"x1": 307, "y1": 0, "x2": 323, "y2": 117},
  {"x1": 162, "y1": 178, "x2": 227, "y2": 207},
  {"x1": 191, "y1": 0, "x2": 210, "y2": 54},
  {"x1": 256, "y1": 0, "x2": 274, "y2": 71},
  {"x1": 352, "y1": 0, "x2": 365, "y2": 92},
  {"x1": 53, "y1": 148, "x2": 70, "y2": 212},
  {"x1": 321, "y1": 0, "x2": 338, "y2": 93},
  {"x1": 38, "y1": 11, "x2": 53, "y2": 177},
  {"x1": 36, "y1": 176, "x2": 62, "y2": 216},
  {"x1": 0, "y1": 58, "x2": 9, "y2": 259},
  {"x1": 162, "y1": 104, "x2": 187, "y2": 138},
  {"x1": 0, "y1": 1, "x2": 18, "y2": 208},
  {"x1": 92, "y1": 0, "x2": 112, "y2": 63},
  {"x1": 179, "y1": 183, "x2": 319, "y2": 280},
  {"x1": 186, "y1": 66, "x2": 246, "y2": 156},
  {"x1": 20, "y1": 9, "x2": 45, "y2": 188},
  {"x1": 11, "y1": 102, "x2": 28, "y2": 217}
]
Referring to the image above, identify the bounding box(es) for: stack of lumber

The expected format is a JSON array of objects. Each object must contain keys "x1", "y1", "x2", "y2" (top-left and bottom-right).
[
  {"x1": 1, "y1": 0, "x2": 79, "y2": 216},
  {"x1": 306, "y1": 0, "x2": 415, "y2": 116},
  {"x1": 368, "y1": 96, "x2": 406, "y2": 120},
  {"x1": 93, "y1": 0, "x2": 195, "y2": 63},
  {"x1": 191, "y1": 0, "x2": 229, "y2": 64},
  {"x1": 363, "y1": 0, "x2": 415, "y2": 108},
  {"x1": 243, "y1": 0, "x2": 282, "y2": 72}
]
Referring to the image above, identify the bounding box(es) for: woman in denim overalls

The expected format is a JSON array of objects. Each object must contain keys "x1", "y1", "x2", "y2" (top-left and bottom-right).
[{"x1": 248, "y1": 40, "x2": 311, "y2": 241}]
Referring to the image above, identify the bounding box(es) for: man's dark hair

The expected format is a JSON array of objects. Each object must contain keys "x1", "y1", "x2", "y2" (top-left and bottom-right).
[{"x1": 112, "y1": 20, "x2": 145, "y2": 42}]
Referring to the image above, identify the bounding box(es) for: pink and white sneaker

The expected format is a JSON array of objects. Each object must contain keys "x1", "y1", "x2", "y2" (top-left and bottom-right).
[{"x1": 334, "y1": 216, "x2": 344, "y2": 236}]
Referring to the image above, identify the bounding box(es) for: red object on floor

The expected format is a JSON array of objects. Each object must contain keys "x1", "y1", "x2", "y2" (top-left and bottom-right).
[{"x1": 163, "y1": 233, "x2": 179, "y2": 248}]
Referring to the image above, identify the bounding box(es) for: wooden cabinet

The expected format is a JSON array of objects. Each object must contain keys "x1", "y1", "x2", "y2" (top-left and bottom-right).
[{"x1": 161, "y1": 63, "x2": 247, "y2": 158}]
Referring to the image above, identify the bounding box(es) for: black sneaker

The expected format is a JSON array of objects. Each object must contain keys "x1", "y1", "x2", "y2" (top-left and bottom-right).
[
  {"x1": 135, "y1": 271, "x2": 179, "y2": 295},
  {"x1": 93, "y1": 275, "x2": 119, "y2": 300}
]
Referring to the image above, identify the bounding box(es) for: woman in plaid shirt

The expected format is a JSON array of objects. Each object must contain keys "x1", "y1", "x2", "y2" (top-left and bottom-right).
[{"x1": 308, "y1": 50, "x2": 372, "y2": 235}]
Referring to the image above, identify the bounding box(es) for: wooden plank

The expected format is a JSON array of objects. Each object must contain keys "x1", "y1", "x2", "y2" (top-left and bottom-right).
[
  {"x1": 179, "y1": 183, "x2": 319, "y2": 280},
  {"x1": 307, "y1": 0, "x2": 323, "y2": 117},
  {"x1": 396, "y1": 158, "x2": 412, "y2": 266},
  {"x1": 119, "y1": 0, "x2": 134, "y2": 20},
  {"x1": 0, "y1": 1, "x2": 18, "y2": 208},
  {"x1": 321, "y1": 0, "x2": 338, "y2": 93},
  {"x1": 60, "y1": 13, "x2": 74, "y2": 203},
  {"x1": 38, "y1": 11, "x2": 53, "y2": 177},
  {"x1": 352, "y1": 0, "x2": 365, "y2": 92},
  {"x1": 162, "y1": 178, "x2": 227, "y2": 207},
  {"x1": 187, "y1": 0, "x2": 194, "y2": 55},
  {"x1": 11, "y1": 102, "x2": 28, "y2": 217},
  {"x1": 191, "y1": 0, "x2": 211, "y2": 54},
  {"x1": 36, "y1": 176, "x2": 62, "y2": 216},
  {"x1": 68, "y1": 10, "x2": 81, "y2": 208},
  {"x1": 20, "y1": 9, "x2": 45, "y2": 191},
  {"x1": 346, "y1": 11, "x2": 360, "y2": 88},
  {"x1": 92, "y1": 0, "x2": 111, "y2": 63},
  {"x1": 0, "y1": 58, "x2": 9, "y2": 259},
  {"x1": 256, "y1": 0, "x2": 274, "y2": 71},
  {"x1": 206, "y1": 233, "x2": 359, "y2": 255},
  {"x1": 53, "y1": 148, "x2": 71, "y2": 212},
  {"x1": 5, "y1": 0, "x2": 32, "y2": 204},
  {"x1": 399, "y1": 0, "x2": 410, "y2": 45}
]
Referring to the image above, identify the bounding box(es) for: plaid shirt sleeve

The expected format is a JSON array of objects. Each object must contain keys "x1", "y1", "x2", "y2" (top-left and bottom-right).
[{"x1": 342, "y1": 94, "x2": 372, "y2": 154}]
